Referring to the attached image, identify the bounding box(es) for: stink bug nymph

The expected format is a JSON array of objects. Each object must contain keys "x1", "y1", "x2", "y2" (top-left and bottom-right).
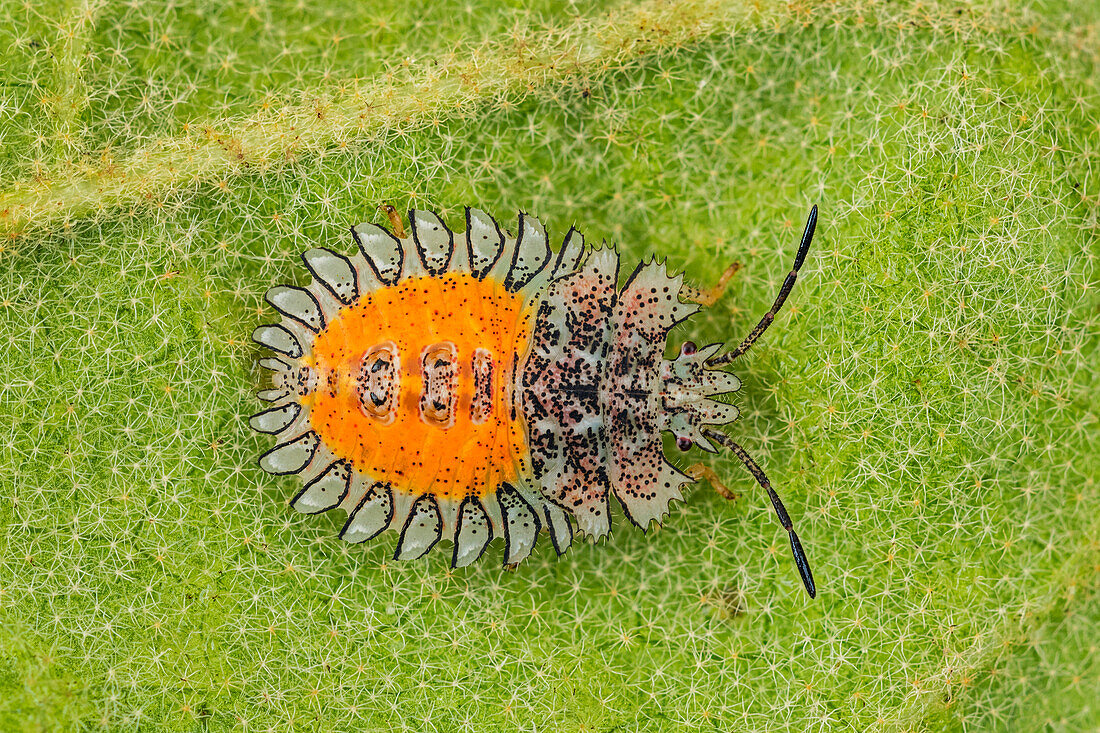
[{"x1": 251, "y1": 204, "x2": 819, "y2": 598}]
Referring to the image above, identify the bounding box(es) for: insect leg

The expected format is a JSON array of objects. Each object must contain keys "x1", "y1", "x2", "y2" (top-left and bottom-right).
[
  {"x1": 707, "y1": 205, "x2": 817, "y2": 367},
  {"x1": 702, "y1": 428, "x2": 817, "y2": 599},
  {"x1": 379, "y1": 203, "x2": 407, "y2": 238},
  {"x1": 679, "y1": 262, "x2": 741, "y2": 306},
  {"x1": 684, "y1": 463, "x2": 739, "y2": 501}
]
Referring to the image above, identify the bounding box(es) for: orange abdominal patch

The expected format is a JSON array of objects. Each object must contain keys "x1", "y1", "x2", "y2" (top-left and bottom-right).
[{"x1": 305, "y1": 272, "x2": 534, "y2": 501}]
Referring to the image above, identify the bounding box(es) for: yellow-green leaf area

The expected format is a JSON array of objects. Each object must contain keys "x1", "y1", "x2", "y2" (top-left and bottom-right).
[{"x1": 0, "y1": 0, "x2": 1098, "y2": 731}]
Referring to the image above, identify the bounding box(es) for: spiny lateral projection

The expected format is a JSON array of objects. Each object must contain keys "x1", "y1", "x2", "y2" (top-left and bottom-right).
[{"x1": 252, "y1": 206, "x2": 818, "y2": 596}]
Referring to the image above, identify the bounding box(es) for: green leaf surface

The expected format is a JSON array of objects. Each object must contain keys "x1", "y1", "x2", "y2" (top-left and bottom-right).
[{"x1": 1, "y1": 0, "x2": 1098, "y2": 730}]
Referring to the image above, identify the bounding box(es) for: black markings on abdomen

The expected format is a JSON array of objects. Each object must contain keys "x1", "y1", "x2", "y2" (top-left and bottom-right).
[{"x1": 471, "y1": 348, "x2": 495, "y2": 425}]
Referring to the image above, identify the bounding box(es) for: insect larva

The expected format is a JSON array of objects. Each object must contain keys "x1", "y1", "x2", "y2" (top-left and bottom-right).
[{"x1": 252, "y1": 204, "x2": 819, "y2": 597}]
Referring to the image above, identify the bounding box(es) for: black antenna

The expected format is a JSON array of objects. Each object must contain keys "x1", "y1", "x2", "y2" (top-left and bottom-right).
[
  {"x1": 707, "y1": 205, "x2": 817, "y2": 367},
  {"x1": 702, "y1": 428, "x2": 816, "y2": 598}
]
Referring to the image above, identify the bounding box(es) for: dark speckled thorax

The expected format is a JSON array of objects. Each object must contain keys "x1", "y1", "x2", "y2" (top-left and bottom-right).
[{"x1": 522, "y1": 250, "x2": 739, "y2": 539}]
